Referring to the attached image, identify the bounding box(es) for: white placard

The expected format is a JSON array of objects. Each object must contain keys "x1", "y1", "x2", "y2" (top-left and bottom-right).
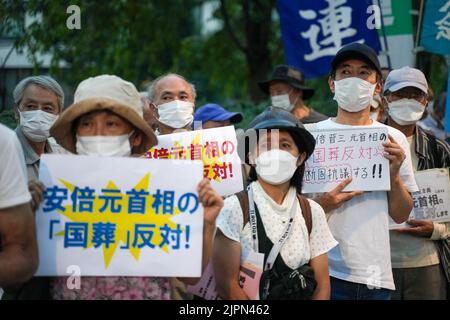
[
  {"x1": 36, "y1": 154, "x2": 204, "y2": 277},
  {"x1": 145, "y1": 126, "x2": 243, "y2": 197},
  {"x1": 390, "y1": 168, "x2": 450, "y2": 229},
  {"x1": 303, "y1": 127, "x2": 390, "y2": 193}
]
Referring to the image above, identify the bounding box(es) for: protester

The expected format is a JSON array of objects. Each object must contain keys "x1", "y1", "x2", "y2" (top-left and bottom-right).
[
  {"x1": 193, "y1": 103, "x2": 242, "y2": 129},
  {"x1": 308, "y1": 43, "x2": 418, "y2": 300},
  {"x1": 214, "y1": 108, "x2": 337, "y2": 300},
  {"x1": 418, "y1": 91, "x2": 449, "y2": 142},
  {"x1": 13, "y1": 76, "x2": 66, "y2": 181},
  {"x1": 147, "y1": 73, "x2": 196, "y2": 135},
  {"x1": 0, "y1": 124, "x2": 39, "y2": 297},
  {"x1": 47, "y1": 74, "x2": 223, "y2": 299},
  {"x1": 258, "y1": 65, "x2": 328, "y2": 123},
  {"x1": 383, "y1": 66, "x2": 450, "y2": 300}
]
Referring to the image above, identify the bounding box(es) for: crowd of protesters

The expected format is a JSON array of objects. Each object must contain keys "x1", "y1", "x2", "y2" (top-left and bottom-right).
[{"x1": 0, "y1": 43, "x2": 449, "y2": 300}]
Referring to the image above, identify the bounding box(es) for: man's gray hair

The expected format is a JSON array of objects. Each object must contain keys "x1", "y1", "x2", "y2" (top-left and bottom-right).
[
  {"x1": 147, "y1": 73, "x2": 196, "y2": 102},
  {"x1": 13, "y1": 75, "x2": 65, "y2": 111}
]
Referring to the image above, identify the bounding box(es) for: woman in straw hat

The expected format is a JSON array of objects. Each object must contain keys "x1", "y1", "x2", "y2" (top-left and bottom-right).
[{"x1": 48, "y1": 75, "x2": 223, "y2": 300}]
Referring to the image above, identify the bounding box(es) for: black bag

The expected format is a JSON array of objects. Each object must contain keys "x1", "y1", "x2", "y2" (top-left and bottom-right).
[
  {"x1": 260, "y1": 264, "x2": 317, "y2": 300},
  {"x1": 236, "y1": 191, "x2": 317, "y2": 300}
]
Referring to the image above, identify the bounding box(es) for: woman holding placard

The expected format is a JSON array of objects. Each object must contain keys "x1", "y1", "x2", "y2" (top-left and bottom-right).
[{"x1": 213, "y1": 107, "x2": 337, "y2": 300}]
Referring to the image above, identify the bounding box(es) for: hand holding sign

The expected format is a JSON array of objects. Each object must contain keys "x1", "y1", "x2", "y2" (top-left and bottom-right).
[
  {"x1": 29, "y1": 180, "x2": 46, "y2": 212},
  {"x1": 314, "y1": 177, "x2": 363, "y2": 213},
  {"x1": 197, "y1": 178, "x2": 224, "y2": 226},
  {"x1": 382, "y1": 134, "x2": 406, "y2": 179},
  {"x1": 396, "y1": 219, "x2": 434, "y2": 238}
]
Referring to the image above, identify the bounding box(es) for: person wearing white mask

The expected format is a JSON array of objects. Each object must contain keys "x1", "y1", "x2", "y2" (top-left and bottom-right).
[
  {"x1": 258, "y1": 65, "x2": 328, "y2": 124},
  {"x1": 147, "y1": 73, "x2": 200, "y2": 299},
  {"x1": 306, "y1": 43, "x2": 418, "y2": 300},
  {"x1": 383, "y1": 66, "x2": 450, "y2": 300},
  {"x1": 13, "y1": 76, "x2": 65, "y2": 183},
  {"x1": 46, "y1": 75, "x2": 223, "y2": 300},
  {"x1": 214, "y1": 108, "x2": 337, "y2": 300},
  {"x1": 147, "y1": 73, "x2": 196, "y2": 135}
]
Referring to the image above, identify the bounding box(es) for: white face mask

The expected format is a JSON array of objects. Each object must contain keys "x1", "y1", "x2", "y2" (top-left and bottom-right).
[
  {"x1": 19, "y1": 110, "x2": 58, "y2": 142},
  {"x1": 271, "y1": 94, "x2": 294, "y2": 111},
  {"x1": 75, "y1": 133, "x2": 133, "y2": 157},
  {"x1": 388, "y1": 99, "x2": 425, "y2": 126},
  {"x1": 157, "y1": 100, "x2": 194, "y2": 129},
  {"x1": 333, "y1": 77, "x2": 376, "y2": 113},
  {"x1": 255, "y1": 149, "x2": 299, "y2": 185}
]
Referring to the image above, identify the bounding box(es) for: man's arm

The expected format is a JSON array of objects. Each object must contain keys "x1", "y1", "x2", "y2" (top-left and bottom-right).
[
  {"x1": 383, "y1": 135, "x2": 413, "y2": 223},
  {"x1": 0, "y1": 202, "x2": 39, "y2": 288}
]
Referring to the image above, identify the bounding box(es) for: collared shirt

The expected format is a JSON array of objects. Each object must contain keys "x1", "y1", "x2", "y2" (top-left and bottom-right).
[
  {"x1": 418, "y1": 114, "x2": 448, "y2": 142},
  {"x1": 15, "y1": 126, "x2": 54, "y2": 182},
  {"x1": 390, "y1": 125, "x2": 450, "y2": 268}
]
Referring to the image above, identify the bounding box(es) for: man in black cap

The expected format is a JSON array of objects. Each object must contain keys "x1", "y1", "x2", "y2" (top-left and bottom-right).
[
  {"x1": 258, "y1": 65, "x2": 328, "y2": 124},
  {"x1": 306, "y1": 43, "x2": 418, "y2": 300}
]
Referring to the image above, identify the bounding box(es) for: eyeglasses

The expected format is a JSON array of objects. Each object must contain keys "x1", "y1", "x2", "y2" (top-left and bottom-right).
[{"x1": 390, "y1": 91, "x2": 427, "y2": 101}]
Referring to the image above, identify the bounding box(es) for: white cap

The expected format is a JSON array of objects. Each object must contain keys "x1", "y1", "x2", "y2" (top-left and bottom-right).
[{"x1": 383, "y1": 66, "x2": 428, "y2": 95}]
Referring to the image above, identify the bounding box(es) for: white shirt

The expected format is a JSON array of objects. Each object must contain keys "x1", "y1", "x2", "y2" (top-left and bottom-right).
[
  {"x1": 216, "y1": 181, "x2": 337, "y2": 269},
  {"x1": 307, "y1": 119, "x2": 418, "y2": 290},
  {"x1": 0, "y1": 124, "x2": 32, "y2": 299},
  {"x1": 0, "y1": 124, "x2": 32, "y2": 209}
]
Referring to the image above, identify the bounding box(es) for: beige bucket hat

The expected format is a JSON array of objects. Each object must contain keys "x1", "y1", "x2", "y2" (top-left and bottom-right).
[{"x1": 50, "y1": 75, "x2": 157, "y2": 154}]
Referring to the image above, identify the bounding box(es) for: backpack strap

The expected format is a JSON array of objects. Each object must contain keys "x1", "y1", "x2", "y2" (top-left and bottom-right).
[
  {"x1": 236, "y1": 190, "x2": 250, "y2": 230},
  {"x1": 236, "y1": 189, "x2": 312, "y2": 235},
  {"x1": 297, "y1": 194, "x2": 312, "y2": 236}
]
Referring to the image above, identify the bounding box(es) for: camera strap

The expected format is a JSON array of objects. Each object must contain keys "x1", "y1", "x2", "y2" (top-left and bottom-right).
[{"x1": 248, "y1": 186, "x2": 297, "y2": 272}]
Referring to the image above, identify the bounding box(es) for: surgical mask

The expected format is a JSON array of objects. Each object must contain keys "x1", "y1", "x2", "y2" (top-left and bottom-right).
[
  {"x1": 255, "y1": 149, "x2": 299, "y2": 185},
  {"x1": 19, "y1": 110, "x2": 58, "y2": 142},
  {"x1": 75, "y1": 132, "x2": 133, "y2": 157},
  {"x1": 271, "y1": 94, "x2": 294, "y2": 111},
  {"x1": 157, "y1": 100, "x2": 194, "y2": 129},
  {"x1": 333, "y1": 77, "x2": 376, "y2": 112},
  {"x1": 388, "y1": 99, "x2": 425, "y2": 125}
]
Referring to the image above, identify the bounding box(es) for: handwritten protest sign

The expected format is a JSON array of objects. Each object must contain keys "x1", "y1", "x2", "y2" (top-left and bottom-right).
[
  {"x1": 390, "y1": 168, "x2": 450, "y2": 229},
  {"x1": 36, "y1": 154, "x2": 204, "y2": 277},
  {"x1": 145, "y1": 126, "x2": 243, "y2": 197},
  {"x1": 302, "y1": 127, "x2": 390, "y2": 193}
]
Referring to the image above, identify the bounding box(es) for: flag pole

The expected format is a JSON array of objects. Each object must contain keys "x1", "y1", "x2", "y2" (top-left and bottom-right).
[
  {"x1": 376, "y1": 0, "x2": 392, "y2": 70},
  {"x1": 445, "y1": 56, "x2": 450, "y2": 138},
  {"x1": 415, "y1": 0, "x2": 425, "y2": 49}
]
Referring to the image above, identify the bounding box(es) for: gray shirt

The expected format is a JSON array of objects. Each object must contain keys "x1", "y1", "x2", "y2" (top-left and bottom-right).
[{"x1": 15, "y1": 126, "x2": 54, "y2": 182}]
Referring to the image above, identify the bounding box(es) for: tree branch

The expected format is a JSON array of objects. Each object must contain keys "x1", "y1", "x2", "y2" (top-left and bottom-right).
[{"x1": 219, "y1": 0, "x2": 247, "y2": 55}]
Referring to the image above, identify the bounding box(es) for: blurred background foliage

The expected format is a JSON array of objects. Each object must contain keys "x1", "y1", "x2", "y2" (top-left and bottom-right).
[{"x1": 0, "y1": 0, "x2": 446, "y2": 129}]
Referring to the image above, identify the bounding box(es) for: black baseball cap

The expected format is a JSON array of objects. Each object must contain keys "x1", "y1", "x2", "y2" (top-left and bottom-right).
[
  {"x1": 258, "y1": 65, "x2": 315, "y2": 100},
  {"x1": 243, "y1": 107, "x2": 316, "y2": 163},
  {"x1": 331, "y1": 43, "x2": 382, "y2": 76}
]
